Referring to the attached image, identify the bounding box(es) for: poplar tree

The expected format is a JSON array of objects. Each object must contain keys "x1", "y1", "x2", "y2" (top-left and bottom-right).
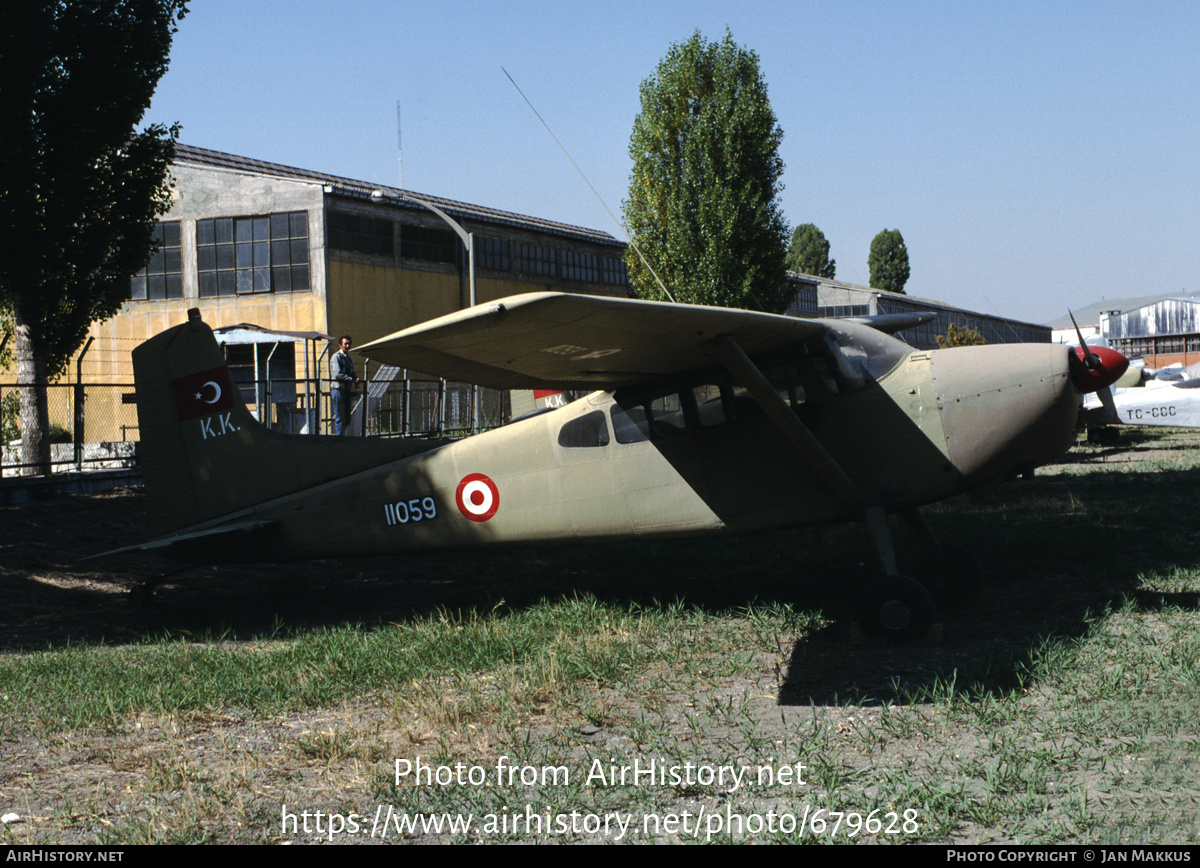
[
  {"x1": 868, "y1": 228, "x2": 911, "y2": 295},
  {"x1": 0, "y1": 1, "x2": 186, "y2": 473},
  {"x1": 786, "y1": 223, "x2": 836, "y2": 278},
  {"x1": 623, "y1": 30, "x2": 790, "y2": 311}
]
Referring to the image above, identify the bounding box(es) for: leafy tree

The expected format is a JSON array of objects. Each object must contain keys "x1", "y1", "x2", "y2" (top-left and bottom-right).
[
  {"x1": 623, "y1": 30, "x2": 790, "y2": 312},
  {"x1": 868, "y1": 228, "x2": 910, "y2": 295},
  {"x1": 786, "y1": 223, "x2": 836, "y2": 278},
  {"x1": 0, "y1": 1, "x2": 186, "y2": 473},
  {"x1": 936, "y1": 323, "x2": 987, "y2": 348}
]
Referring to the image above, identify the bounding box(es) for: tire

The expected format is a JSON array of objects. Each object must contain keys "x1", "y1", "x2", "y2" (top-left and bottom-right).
[{"x1": 859, "y1": 575, "x2": 936, "y2": 644}]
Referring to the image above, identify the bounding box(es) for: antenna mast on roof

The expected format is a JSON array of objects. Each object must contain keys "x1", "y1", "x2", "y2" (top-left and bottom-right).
[{"x1": 396, "y1": 101, "x2": 403, "y2": 188}]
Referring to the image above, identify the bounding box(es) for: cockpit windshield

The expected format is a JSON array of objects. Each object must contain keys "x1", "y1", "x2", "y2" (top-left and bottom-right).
[{"x1": 822, "y1": 323, "x2": 912, "y2": 388}]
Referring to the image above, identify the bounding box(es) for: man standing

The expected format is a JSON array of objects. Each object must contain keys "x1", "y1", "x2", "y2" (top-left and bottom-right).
[{"x1": 330, "y1": 335, "x2": 359, "y2": 435}]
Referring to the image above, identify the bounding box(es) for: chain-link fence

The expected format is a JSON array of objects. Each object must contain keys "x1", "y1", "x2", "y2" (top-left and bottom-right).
[{"x1": 1, "y1": 382, "x2": 139, "y2": 477}]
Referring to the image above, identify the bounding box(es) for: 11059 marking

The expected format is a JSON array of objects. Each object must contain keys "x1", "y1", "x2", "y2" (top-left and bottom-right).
[{"x1": 384, "y1": 497, "x2": 438, "y2": 526}]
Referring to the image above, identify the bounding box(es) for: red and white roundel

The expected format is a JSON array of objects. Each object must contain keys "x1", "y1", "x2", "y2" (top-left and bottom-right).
[{"x1": 455, "y1": 473, "x2": 500, "y2": 522}]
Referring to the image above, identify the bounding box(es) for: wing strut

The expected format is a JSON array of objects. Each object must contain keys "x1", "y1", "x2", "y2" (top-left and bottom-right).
[{"x1": 704, "y1": 335, "x2": 863, "y2": 508}]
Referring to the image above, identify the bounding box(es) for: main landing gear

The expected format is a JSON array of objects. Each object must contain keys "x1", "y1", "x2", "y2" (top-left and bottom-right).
[{"x1": 854, "y1": 506, "x2": 985, "y2": 644}]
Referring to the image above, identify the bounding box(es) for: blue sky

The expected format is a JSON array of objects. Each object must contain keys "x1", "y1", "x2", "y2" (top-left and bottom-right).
[{"x1": 146, "y1": 0, "x2": 1200, "y2": 325}]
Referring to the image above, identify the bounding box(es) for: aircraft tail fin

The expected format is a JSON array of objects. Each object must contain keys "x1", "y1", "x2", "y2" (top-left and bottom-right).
[{"x1": 133, "y1": 310, "x2": 445, "y2": 538}]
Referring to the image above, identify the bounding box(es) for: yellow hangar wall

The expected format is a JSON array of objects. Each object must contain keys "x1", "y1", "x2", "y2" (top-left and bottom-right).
[
  {"x1": 8, "y1": 155, "x2": 629, "y2": 446},
  {"x1": 325, "y1": 259, "x2": 585, "y2": 347}
]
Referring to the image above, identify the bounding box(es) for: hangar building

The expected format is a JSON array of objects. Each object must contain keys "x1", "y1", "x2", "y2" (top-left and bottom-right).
[
  {"x1": 72, "y1": 144, "x2": 631, "y2": 438},
  {"x1": 1048, "y1": 292, "x2": 1200, "y2": 368}
]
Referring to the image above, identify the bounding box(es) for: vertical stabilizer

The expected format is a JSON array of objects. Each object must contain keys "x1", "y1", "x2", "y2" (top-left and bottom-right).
[{"x1": 133, "y1": 311, "x2": 448, "y2": 537}]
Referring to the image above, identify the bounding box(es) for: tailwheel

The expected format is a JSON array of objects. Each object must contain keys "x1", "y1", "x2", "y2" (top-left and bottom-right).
[{"x1": 859, "y1": 575, "x2": 937, "y2": 644}]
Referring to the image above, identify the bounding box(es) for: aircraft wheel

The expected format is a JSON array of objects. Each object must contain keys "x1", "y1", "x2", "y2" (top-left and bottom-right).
[{"x1": 859, "y1": 575, "x2": 936, "y2": 644}]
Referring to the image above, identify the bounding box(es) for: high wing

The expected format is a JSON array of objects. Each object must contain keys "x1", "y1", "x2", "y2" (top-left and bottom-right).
[{"x1": 356, "y1": 292, "x2": 826, "y2": 390}]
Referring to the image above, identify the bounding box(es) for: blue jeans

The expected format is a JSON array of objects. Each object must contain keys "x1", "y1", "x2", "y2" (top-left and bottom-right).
[{"x1": 333, "y1": 387, "x2": 352, "y2": 435}]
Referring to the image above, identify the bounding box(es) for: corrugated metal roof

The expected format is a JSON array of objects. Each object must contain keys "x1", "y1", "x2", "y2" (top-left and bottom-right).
[{"x1": 173, "y1": 143, "x2": 623, "y2": 247}]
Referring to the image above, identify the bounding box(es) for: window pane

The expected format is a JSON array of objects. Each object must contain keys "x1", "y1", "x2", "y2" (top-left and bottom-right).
[{"x1": 196, "y1": 219, "x2": 215, "y2": 245}]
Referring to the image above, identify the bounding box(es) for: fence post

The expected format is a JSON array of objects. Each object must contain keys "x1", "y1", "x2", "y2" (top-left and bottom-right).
[
  {"x1": 361, "y1": 359, "x2": 370, "y2": 437},
  {"x1": 73, "y1": 381, "x2": 84, "y2": 471}
]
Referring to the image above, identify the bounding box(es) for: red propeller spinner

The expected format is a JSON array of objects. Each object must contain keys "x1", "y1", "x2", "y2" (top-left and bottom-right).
[
  {"x1": 1069, "y1": 344, "x2": 1128, "y2": 393},
  {"x1": 1066, "y1": 310, "x2": 1129, "y2": 394}
]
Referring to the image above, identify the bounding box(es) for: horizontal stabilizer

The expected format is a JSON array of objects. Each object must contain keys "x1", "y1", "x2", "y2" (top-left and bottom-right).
[
  {"x1": 357, "y1": 292, "x2": 826, "y2": 389},
  {"x1": 844, "y1": 311, "x2": 938, "y2": 335},
  {"x1": 89, "y1": 519, "x2": 277, "y2": 562}
]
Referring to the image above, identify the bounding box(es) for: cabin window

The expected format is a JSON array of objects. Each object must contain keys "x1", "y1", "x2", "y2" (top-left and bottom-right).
[
  {"x1": 611, "y1": 392, "x2": 687, "y2": 442},
  {"x1": 558, "y1": 411, "x2": 610, "y2": 448},
  {"x1": 611, "y1": 404, "x2": 649, "y2": 443},
  {"x1": 692, "y1": 382, "x2": 732, "y2": 426},
  {"x1": 646, "y1": 394, "x2": 686, "y2": 438}
]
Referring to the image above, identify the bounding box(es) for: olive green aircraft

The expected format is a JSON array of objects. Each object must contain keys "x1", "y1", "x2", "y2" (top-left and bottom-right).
[{"x1": 126, "y1": 292, "x2": 1127, "y2": 642}]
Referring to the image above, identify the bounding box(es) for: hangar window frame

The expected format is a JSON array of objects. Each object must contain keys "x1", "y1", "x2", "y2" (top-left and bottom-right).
[
  {"x1": 561, "y1": 250, "x2": 599, "y2": 283},
  {"x1": 197, "y1": 211, "x2": 310, "y2": 298},
  {"x1": 478, "y1": 236, "x2": 510, "y2": 271},
  {"x1": 401, "y1": 224, "x2": 458, "y2": 264},
  {"x1": 601, "y1": 256, "x2": 628, "y2": 287},
  {"x1": 130, "y1": 221, "x2": 183, "y2": 301},
  {"x1": 328, "y1": 211, "x2": 395, "y2": 258},
  {"x1": 514, "y1": 242, "x2": 557, "y2": 278}
]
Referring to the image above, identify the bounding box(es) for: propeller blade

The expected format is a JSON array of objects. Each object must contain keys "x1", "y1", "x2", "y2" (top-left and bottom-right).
[{"x1": 1069, "y1": 309, "x2": 1103, "y2": 370}]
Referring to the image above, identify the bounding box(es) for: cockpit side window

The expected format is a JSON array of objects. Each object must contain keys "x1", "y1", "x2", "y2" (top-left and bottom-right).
[
  {"x1": 557, "y1": 410, "x2": 610, "y2": 448},
  {"x1": 611, "y1": 390, "x2": 688, "y2": 442}
]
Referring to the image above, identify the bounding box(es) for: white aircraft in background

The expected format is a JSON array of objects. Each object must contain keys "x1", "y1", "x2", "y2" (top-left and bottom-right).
[{"x1": 1081, "y1": 341, "x2": 1200, "y2": 435}]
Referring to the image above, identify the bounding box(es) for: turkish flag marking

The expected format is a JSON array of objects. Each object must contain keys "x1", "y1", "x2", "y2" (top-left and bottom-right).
[{"x1": 171, "y1": 367, "x2": 237, "y2": 421}]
